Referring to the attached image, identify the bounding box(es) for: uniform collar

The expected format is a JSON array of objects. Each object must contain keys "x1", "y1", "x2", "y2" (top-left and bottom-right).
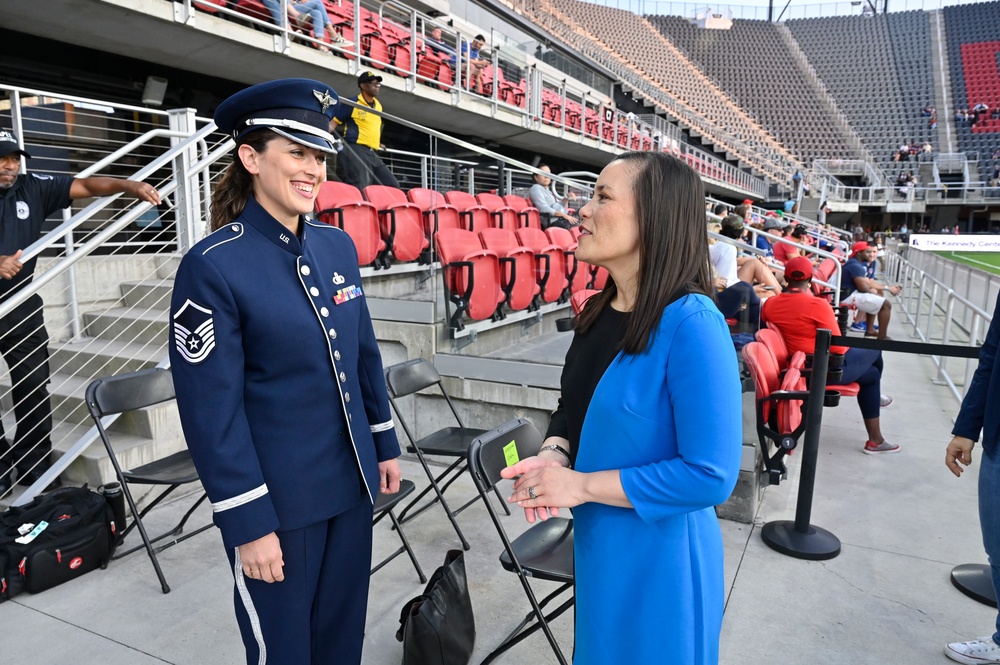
[{"x1": 242, "y1": 195, "x2": 303, "y2": 255}]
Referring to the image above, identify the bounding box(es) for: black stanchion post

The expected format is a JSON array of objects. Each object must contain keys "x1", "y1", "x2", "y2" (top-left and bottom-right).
[{"x1": 761, "y1": 328, "x2": 842, "y2": 560}]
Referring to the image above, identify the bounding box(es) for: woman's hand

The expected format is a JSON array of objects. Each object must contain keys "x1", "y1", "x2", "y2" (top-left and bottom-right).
[
  {"x1": 501, "y1": 457, "x2": 587, "y2": 523},
  {"x1": 378, "y1": 458, "x2": 402, "y2": 494},
  {"x1": 238, "y1": 532, "x2": 284, "y2": 583}
]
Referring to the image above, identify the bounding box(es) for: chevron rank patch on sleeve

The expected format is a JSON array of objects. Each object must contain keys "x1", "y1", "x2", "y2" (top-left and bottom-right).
[{"x1": 173, "y1": 299, "x2": 217, "y2": 364}]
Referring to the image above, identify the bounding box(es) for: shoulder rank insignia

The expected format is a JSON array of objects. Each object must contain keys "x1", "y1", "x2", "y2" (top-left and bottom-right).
[
  {"x1": 173, "y1": 299, "x2": 217, "y2": 364},
  {"x1": 333, "y1": 284, "x2": 363, "y2": 305}
]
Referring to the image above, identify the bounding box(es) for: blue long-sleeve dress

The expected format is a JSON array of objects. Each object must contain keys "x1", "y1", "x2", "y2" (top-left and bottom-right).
[{"x1": 548, "y1": 294, "x2": 742, "y2": 664}]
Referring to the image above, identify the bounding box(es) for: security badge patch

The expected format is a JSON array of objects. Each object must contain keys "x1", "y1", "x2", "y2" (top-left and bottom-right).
[{"x1": 173, "y1": 299, "x2": 216, "y2": 364}]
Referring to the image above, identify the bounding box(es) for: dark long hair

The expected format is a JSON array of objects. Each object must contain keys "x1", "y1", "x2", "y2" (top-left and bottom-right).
[
  {"x1": 576, "y1": 152, "x2": 713, "y2": 355},
  {"x1": 209, "y1": 131, "x2": 276, "y2": 231}
]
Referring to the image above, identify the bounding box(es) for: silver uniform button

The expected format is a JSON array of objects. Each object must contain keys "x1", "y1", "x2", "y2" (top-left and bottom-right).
[
  {"x1": 334, "y1": 350, "x2": 341, "y2": 361},
  {"x1": 340, "y1": 371, "x2": 347, "y2": 383},
  {"x1": 329, "y1": 328, "x2": 337, "y2": 339},
  {"x1": 344, "y1": 392, "x2": 351, "y2": 402},
  {"x1": 301, "y1": 265, "x2": 311, "y2": 276},
  {"x1": 320, "y1": 307, "x2": 329, "y2": 317},
  {"x1": 231, "y1": 224, "x2": 239, "y2": 231},
  {"x1": 310, "y1": 287, "x2": 320, "y2": 297}
]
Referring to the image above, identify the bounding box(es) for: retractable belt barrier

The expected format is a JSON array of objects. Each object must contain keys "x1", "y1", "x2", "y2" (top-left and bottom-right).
[{"x1": 761, "y1": 331, "x2": 982, "y2": 561}]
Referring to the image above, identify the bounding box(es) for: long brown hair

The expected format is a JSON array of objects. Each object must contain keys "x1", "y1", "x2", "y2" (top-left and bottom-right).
[
  {"x1": 209, "y1": 131, "x2": 275, "y2": 231},
  {"x1": 576, "y1": 152, "x2": 713, "y2": 355}
]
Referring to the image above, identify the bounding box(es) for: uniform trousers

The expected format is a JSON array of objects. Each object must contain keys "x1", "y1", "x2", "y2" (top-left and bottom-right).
[
  {"x1": 338, "y1": 144, "x2": 399, "y2": 190},
  {"x1": 978, "y1": 449, "x2": 1000, "y2": 645},
  {"x1": 0, "y1": 294, "x2": 54, "y2": 477},
  {"x1": 225, "y1": 498, "x2": 374, "y2": 665}
]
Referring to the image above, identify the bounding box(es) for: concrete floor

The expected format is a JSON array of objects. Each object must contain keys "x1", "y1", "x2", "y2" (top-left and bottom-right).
[{"x1": 1, "y1": 343, "x2": 995, "y2": 665}]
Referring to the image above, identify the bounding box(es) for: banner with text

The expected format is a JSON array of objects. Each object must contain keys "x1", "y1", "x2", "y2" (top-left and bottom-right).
[{"x1": 909, "y1": 235, "x2": 1000, "y2": 252}]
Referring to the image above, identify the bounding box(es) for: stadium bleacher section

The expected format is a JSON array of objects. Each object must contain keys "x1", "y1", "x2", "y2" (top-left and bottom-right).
[
  {"x1": 647, "y1": 16, "x2": 867, "y2": 164},
  {"x1": 517, "y1": 0, "x2": 804, "y2": 184},
  {"x1": 787, "y1": 11, "x2": 939, "y2": 168},
  {"x1": 942, "y1": 1, "x2": 1000, "y2": 182}
]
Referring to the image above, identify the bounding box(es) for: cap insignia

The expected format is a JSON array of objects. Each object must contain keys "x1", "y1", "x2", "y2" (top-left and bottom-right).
[{"x1": 313, "y1": 89, "x2": 336, "y2": 113}]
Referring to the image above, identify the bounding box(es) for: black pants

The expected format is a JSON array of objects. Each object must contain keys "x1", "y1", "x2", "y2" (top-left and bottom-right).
[
  {"x1": 338, "y1": 144, "x2": 399, "y2": 190},
  {"x1": 716, "y1": 281, "x2": 760, "y2": 330},
  {"x1": 0, "y1": 294, "x2": 53, "y2": 477}
]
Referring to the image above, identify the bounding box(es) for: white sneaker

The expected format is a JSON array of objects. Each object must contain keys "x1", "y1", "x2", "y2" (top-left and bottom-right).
[
  {"x1": 945, "y1": 636, "x2": 1000, "y2": 664},
  {"x1": 880, "y1": 393, "x2": 893, "y2": 407}
]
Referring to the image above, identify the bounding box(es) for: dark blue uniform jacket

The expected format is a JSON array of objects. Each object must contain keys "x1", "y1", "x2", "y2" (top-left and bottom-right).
[
  {"x1": 954, "y1": 289, "x2": 1000, "y2": 456},
  {"x1": 169, "y1": 196, "x2": 400, "y2": 550}
]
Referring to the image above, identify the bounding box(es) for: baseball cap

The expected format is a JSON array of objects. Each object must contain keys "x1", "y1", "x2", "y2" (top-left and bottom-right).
[
  {"x1": 763, "y1": 217, "x2": 787, "y2": 230},
  {"x1": 722, "y1": 214, "x2": 745, "y2": 233},
  {"x1": 0, "y1": 129, "x2": 31, "y2": 159},
  {"x1": 784, "y1": 256, "x2": 813, "y2": 281},
  {"x1": 358, "y1": 71, "x2": 383, "y2": 85},
  {"x1": 851, "y1": 241, "x2": 869, "y2": 257},
  {"x1": 214, "y1": 78, "x2": 340, "y2": 154}
]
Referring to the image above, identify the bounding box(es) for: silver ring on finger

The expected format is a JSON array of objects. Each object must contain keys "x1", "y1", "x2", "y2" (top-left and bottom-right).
[{"x1": 528, "y1": 485, "x2": 536, "y2": 500}]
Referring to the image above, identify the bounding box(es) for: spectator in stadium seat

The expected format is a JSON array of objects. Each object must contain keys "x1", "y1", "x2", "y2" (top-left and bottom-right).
[
  {"x1": 331, "y1": 71, "x2": 399, "y2": 189},
  {"x1": 761, "y1": 257, "x2": 898, "y2": 455},
  {"x1": 461, "y1": 34, "x2": 490, "y2": 94},
  {"x1": 710, "y1": 217, "x2": 760, "y2": 328},
  {"x1": 0, "y1": 130, "x2": 161, "y2": 494},
  {"x1": 841, "y1": 241, "x2": 900, "y2": 339},
  {"x1": 502, "y1": 151, "x2": 740, "y2": 664},
  {"x1": 529, "y1": 164, "x2": 576, "y2": 230},
  {"x1": 261, "y1": 0, "x2": 344, "y2": 51},
  {"x1": 171, "y1": 79, "x2": 401, "y2": 665},
  {"x1": 712, "y1": 202, "x2": 728, "y2": 218},
  {"x1": 944, "y1": 291, "x2": 1000, "y2": 665},
  {"x1": 425, "y1": 26, "x2": 456, "y2": 65},
  {"x1": 771, "y1": 223, "x2": 803, "y2": 265}
]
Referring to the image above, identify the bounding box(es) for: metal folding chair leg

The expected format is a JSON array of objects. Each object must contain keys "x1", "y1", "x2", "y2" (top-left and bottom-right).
[
  {"x1": 371, "y1": 508, "x2": 428, "y2": 583},
  {"x1": 480, "y1": 582, "x2": 574, "y2": 665}
]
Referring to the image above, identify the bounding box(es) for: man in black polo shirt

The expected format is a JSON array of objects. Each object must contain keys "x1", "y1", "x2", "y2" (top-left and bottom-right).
[
  {"x1": 331, "y1": 71, "x2": 399, "y2": 189},
  {"x1": 0, "y1": 130, "x2": 160, "y2": 492}
]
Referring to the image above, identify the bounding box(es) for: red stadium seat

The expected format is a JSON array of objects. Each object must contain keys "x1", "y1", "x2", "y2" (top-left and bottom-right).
[
  {"x1": 444, "y1": 191, "x2": 490, "y2": 232},
  {"x1": 475, "y1": 193, "x2": 518, "y2": 230},
  {"x1": 515, "y1": 227, "x2": 568, "y2": 303},
  {"x1": 363, "y1": 185, "x2": 429, "y2": 264},
  {"x1": 479, "y1": 228, "x2": 540, "y2": 312},
  {"x1": 591, "y1": 265, "x2": 610, "y2": 290},
  {"x1": 407, "y1": 188, "x2": 462, "y2": 236},
  {"x1": 435, "y1": 229, "x2": 504, "y2": 329},
  {"x1": 314, "y1": 182, "x2": 385, "y2": 267},
  {"x1": 502, "y1": 194, "x2": 542, "y2": 230},
  {"x1": 545, "y1": 227, "x2": 588, "y2": 294},
  {"x1": 570, "y1": 289, "x2": 600, "y2": 315},
  {"x1": 742, "y1": 341, "x2": 808, "y2": 485},
  {"x1": 755, "y1": 328, "x2": 790, "y2": 372}
]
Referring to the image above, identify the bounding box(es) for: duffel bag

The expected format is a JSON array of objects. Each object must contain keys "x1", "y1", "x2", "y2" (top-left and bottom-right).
[{"x1": 0, "y1": 486, "x2": 117, "y2": 601}]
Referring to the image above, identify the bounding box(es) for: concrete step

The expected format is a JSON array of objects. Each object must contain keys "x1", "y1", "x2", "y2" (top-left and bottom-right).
[
  {"x1": 9, "y1": 373, "x2": 182, "y2": 440},
  {"x1": 49, "y1": 338, "x2": 164, "y2": 380},
  {"x1": 0, "y1": 415, "x2": 189, "y2": 507},
  {"x1": 121, "y1": 280, "x2": 173, "y2": 310},
  {"x1": 84, "y1": 306, "x2": 169, "y2": 345}
]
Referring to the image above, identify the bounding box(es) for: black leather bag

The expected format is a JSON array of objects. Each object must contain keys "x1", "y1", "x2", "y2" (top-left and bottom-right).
[{"x1": 396, "y1": 549, "x2": 476, "y2": 665}]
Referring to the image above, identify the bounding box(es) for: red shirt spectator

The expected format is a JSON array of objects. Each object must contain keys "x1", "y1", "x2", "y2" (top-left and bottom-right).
[
  {"x1": 772, "y1": 238, "x2": 798, "y2": 264},
  {"x1": 760, "y1": 289, "x2": 849, "y2": 355}
]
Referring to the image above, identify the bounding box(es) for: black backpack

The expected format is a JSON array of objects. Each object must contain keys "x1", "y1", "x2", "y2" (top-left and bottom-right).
[{"x1": 0, "y1": 486, "x2": 117, "y2": 601}]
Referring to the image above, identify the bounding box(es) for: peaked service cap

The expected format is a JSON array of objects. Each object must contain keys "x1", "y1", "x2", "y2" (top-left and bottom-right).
[{"x1": 214, "y1": 78, "x2": 340, "y2": 153}]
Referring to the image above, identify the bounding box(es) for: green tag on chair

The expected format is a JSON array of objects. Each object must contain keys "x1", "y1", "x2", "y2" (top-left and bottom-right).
[{"x1": 503, "y1": 440, "x2": 519, "y2": 467}]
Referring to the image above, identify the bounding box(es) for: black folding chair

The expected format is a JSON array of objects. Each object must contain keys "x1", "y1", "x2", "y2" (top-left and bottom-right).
[
  {"x1": 468, "y1": 418, "x2": 574, "y2": 665},
  {"x1": 371, "y1": 478, "x2": 426, "y2": 583},
  {"x1": 85, "y1": 367, "x2": 212, "y2": 594},
  {"x1": 384, "y1": 358, "x2": 509, "y2": 551}
]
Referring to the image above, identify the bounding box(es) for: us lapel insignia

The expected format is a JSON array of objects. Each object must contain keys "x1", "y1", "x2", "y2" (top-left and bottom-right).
[{"x1": 332, "y1": 272, "x2": 346, "y2": 285}]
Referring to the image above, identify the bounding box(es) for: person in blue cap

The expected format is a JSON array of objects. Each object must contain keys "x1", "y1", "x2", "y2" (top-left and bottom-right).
[{"x1": 168, "y1": 78, "x2": 402, "y2": 665}]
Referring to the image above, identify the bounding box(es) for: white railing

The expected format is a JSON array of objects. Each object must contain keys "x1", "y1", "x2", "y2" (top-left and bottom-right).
[{"x1": 884, "y1": 246, "x2": 994, "y2": 404}]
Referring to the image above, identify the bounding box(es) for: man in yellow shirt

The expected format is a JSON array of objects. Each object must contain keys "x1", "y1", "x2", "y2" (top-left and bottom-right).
[{"x1": 331, "y1": 72, "x2": 399, "y2": 189}]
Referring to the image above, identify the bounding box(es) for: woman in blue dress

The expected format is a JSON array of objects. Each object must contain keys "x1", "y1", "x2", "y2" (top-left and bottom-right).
[{"x1": 502, "y1": 151, "x2": 743, "y2": 664}]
